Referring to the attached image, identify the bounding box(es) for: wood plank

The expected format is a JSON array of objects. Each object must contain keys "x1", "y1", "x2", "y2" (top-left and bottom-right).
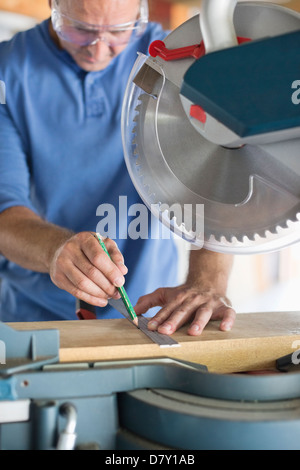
[{"x1": 8, "y1": 311, "x2": 300, "y2": 374}]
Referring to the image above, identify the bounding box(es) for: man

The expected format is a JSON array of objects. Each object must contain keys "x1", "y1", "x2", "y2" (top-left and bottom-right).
[{"x1": 0, "y1": 0, "x2": 235, "y2": 335}]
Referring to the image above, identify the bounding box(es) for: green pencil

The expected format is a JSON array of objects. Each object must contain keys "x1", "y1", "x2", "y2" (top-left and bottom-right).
[{"x1": 95, "y1": 233, "x2": 138, "y2": 326}]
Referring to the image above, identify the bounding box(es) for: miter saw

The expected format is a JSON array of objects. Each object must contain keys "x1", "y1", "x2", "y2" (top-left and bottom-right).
[
  {"x1": 1, "y1": 0, "x2": 300, "y2": 451},
  {"x1": 122, "y1": 0, "x2": 300, "y2": 254}
]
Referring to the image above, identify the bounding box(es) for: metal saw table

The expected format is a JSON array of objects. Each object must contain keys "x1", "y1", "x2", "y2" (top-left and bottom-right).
[{"x1": 1, "y1": 312, "x2": 300, "y2": 450}]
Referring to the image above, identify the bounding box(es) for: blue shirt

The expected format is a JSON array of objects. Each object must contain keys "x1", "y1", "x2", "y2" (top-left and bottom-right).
[{"x1": 0, "y1": 20, "x2": 178, "y2": 322}]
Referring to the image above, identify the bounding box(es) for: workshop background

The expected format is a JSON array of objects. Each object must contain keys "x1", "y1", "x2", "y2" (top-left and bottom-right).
[{"x1": 0, "y1": 0, "x2": 300, "y2": 314}]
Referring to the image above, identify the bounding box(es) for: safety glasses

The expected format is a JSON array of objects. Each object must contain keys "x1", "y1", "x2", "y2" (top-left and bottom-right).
[{"x1": 51, "y1": 0, "x2": 149, "y2": 47}]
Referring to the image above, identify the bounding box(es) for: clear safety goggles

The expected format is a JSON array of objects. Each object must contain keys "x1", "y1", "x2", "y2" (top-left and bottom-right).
[{"x1": 51, "y1": 0, "x2": 149, "y2": 47}]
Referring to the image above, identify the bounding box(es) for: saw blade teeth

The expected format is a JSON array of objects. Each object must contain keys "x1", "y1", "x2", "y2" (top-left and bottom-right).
[
  {"x1": 213, "y1": 233, "x2": 223, "y2": 243},
  {"x1": 207, "y1": 234, "x2": 217, "y2": 244},
  {"x1": 277, "y1": 221, "x2": 288, "y2": 231},
  {"x1": 129, "y1": 67, "x2": 300, "y2": 251},
  {"x1": 222, "y1": 235, "x2": 232, "y2": 245},
  {"x1": 286, "y1": 219, "x2": 294, "y2": 228},
  {"x1": 246, "y1": 233, "x2": 257, "y2": 242},
  {"x1": 160, "y1": 210, "x2": 198, "y2": 240},
  {"x1": 137, "y1": 173, "x2": 153, "y2": 197},
  {"x1": 138, "y1": 93, "x2": 149, "y2": 103},
  {"x1": 288, "y1": 213, "x2": 300, "y2": 225},
  {"x1": 145, "y1": 184, "x2": 153, "y2": 197},
  {"x1": 264, "y1": 229, "x2": 274, "y2": 239},
  {"x1": 230, "y1": 235, "x2": 239, "y2": 244}
]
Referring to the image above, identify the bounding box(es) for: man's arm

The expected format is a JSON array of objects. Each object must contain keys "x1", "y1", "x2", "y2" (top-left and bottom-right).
[
  {"x1": 134, "y1": 248, "x2": 236, "y2": 336},
  {"x1": 0, "y1": 206, "x2": 127, "y2": 306}
]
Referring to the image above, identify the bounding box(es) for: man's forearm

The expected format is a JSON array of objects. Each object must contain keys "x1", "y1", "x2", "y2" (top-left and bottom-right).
[
  {"x1": 186, "y1": 248, "x2": 234, "y2": 295},
  {"x1": 0, "y1": 206, "x2": 128, "y2": 308},
  {"x1": 0, "y1": 206, "x2": 73, "y2": 272}
]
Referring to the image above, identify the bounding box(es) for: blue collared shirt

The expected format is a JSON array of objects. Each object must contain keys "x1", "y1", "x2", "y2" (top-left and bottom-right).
[{"x1": 0, "y1": 20, "x2": 178, "y2": 321}]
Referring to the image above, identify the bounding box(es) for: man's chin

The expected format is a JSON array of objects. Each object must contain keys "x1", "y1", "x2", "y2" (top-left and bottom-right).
[{"x1": 77, "y1": 58, "x2": 112, "y2": 72}]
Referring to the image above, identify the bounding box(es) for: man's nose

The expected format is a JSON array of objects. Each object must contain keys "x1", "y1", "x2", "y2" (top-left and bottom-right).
[{"x1": 89, "y1": 36, "x2": 112, "y2": 58}]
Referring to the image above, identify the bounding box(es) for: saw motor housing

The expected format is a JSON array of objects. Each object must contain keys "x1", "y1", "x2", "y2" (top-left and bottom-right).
[{"x1": 122, "y1": 1, "x2": 300, "y2": 254}]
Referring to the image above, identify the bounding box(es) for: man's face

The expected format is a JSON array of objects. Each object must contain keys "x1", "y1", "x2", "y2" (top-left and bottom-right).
[{"x1": 50, "y1": 0, "x2": 141, "y2": 72}]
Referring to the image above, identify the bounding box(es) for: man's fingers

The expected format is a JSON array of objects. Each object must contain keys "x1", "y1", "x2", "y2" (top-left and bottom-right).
[
  {"x1": 148, "y1": 301, "x2": 185, "y2": 334},
  {"x1": 73, "y1": 251, "x2": 120, "y2": 298},
  {"x1": 104, "y1": 237, "x2": 128, "y2": 274},
  {"x1": 57, "y1": 273, "x2": 109, "y2": 308},
  {"x1": 210, "y1": 298, "x2": 236, "y2": 331},
  {"x1": 84, "y1": 235, "x2": 126, "y2": 288},
  {"x1": 219, "y1": 306, "x2": 236, "y2": 332},
  {"x1": 134, "y1": 288, "x2": 167, "y2": 315},
  {"x1": 187, "y1": 305, "x2": 214, "y2": 336},
  {"x1": 188, "y1": 302, "x2": 236, "y2": 335},
  {"x1": 59, "y1": 261, "x2": 109, "y2": 299},
  {"x1": 148, "y1": 293, "x2": 208, "y2": 334}
]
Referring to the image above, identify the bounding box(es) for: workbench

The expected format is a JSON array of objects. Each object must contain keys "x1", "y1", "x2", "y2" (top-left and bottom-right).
[
  {"x1": 2, "y1": 311, "x2": 300, "y2": 450},
  {"x1": 9, "y1": 311, "x2": 300, "y2": 373}
]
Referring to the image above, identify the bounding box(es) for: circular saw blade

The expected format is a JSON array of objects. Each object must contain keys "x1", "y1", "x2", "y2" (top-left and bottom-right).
[{"x1": 122, "y1": 2, "x2": 300, "y2": 254}]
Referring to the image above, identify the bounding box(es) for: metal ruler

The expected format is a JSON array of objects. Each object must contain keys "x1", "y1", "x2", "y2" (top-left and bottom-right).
[
  {"x1": 137, "y1": 316, "x2": 180, "y2": 348},
  {"x1": 108, "y1": 299, "x2": 180, "y2": 348}
]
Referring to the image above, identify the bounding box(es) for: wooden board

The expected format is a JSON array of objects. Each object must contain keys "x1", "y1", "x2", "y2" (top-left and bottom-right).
[{"x1": 8, "y1": 311, "x2": 300, "y2": 374}]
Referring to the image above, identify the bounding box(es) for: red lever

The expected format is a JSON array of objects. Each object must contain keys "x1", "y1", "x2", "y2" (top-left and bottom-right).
[
  {"x1": 149, "y1": 40, "x2": 205, "y2": 61},
  {"x1": 149, "y1": 37, "x2": 251, "y2": 62}
]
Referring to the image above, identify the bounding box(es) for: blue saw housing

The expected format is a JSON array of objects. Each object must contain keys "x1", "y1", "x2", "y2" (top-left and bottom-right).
[{"x1": 181, "y1": 30, "x2": 300, "y2": 137}]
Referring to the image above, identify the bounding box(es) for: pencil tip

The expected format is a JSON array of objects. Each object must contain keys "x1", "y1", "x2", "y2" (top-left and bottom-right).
[{"x1": 132, "y1": 317, "x2": 139, "y2": 327}]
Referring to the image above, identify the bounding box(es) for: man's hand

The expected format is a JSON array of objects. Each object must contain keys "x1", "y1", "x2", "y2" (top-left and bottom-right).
[
  {"x1": 49, "y1": 232, "x2": 128, "y2": 307},
  {"x1": 135, "y1": 249, "x2": 236, "y2": 336},
  {"x1": 134, "y1": 284, "x2": 235, "y2": 336},
  {"x1": 0, "y1": 207, "x2": 128, "y2": 307}
]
